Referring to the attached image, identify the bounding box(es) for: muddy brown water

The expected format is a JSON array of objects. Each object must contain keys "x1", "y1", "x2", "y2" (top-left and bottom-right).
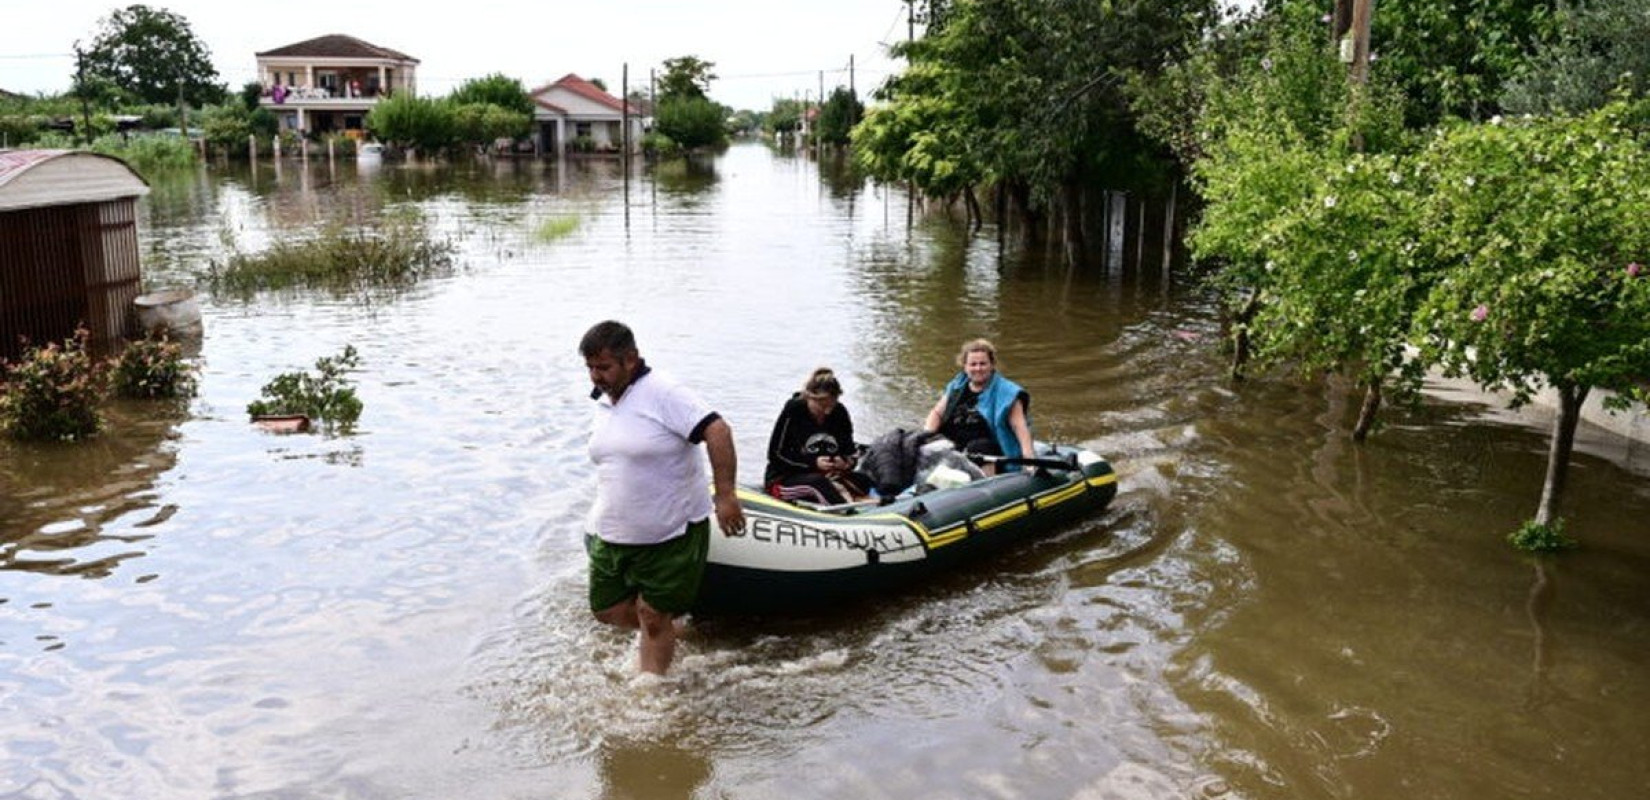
[{"x1": 2, "y1": 144, "x2": 1648, "y2": 799}]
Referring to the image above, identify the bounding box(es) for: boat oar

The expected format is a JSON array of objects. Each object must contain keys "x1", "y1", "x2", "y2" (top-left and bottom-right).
[{"x1": 970, "y1": 453, "x2": 1081, "y2": 473}]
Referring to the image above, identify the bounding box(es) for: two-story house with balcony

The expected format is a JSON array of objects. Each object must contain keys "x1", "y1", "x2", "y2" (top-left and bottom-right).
[{"x1": 255, "y1": 34, "x2": 418, "y2": 137}]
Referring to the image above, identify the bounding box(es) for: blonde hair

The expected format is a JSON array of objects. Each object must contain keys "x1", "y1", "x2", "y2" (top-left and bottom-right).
[
  {"x1": 802, "y1": 367, "x2": 842, "y2": 399},
  {"x1": 956, "y1": 338, "x2": 998, "y2": 367}
]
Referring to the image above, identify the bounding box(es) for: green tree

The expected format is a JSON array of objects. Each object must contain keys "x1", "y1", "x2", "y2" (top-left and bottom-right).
[
  {"x1": 199, "y1": 102, "x2": 276, "y2": 155},
  {"x1": 448, "y1": 73, "x2": 535, "y2": 116},
  {"x1": 653, "y1": 95, "x2": 727, "y2": 149},
  {"x1": 366, "y1": 93, "x2": 457, "y2": 153},
  {"x1": 78, "y1": 5, "x2": 225, "y2": 107},
  {"x1": 450, "y1": 102, "x2": 531, "y2": 149},
  {"x1": 1412, "y1": 104, "x2": 1650, "y2": 537},
  {"x1": 1501, "y1": 0, "x2": 1650, "y2": 115},
  {"x1": 815, "y1": 87, "x2": 862, "y2": 146},
  {"x1": 1370, "y1": 0, "x2": 1558, "y2": 126},
  {"x1": 853, "y1": 0, "x2": 1216, "y2": 236},
  {"x1": 766, "y1": 97, "x2": 805, "y2": 134},
  {"x1": 657, "y1": 55, "x2": 717, "y2": 101}
]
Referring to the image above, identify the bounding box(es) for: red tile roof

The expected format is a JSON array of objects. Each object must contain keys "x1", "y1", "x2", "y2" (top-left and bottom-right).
[
  {"x1": 529, "y1": 74, "x2": 640, "y2": 115},
  {"x1": 256, "y1": 34, "x2": 418, "y2": 62}
]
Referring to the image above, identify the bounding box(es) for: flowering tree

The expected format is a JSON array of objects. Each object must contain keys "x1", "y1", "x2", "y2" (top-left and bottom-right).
[
  {"x1": 1412, "y1": 103, "x2": 1650, "y2": 541},
  {"x1": 1239, "y1": 150, "x2": 1434, "y2": 440}
]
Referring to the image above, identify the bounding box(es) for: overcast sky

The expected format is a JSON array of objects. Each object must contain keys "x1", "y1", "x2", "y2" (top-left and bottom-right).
[{"x1": 0, "y1": 1, "x2": 913, "y2": 111}]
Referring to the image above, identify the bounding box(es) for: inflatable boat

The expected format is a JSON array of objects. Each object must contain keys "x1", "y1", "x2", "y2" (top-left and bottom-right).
[{"x1": 694, "y1": 444, "x2": 1118, "y2": 615}]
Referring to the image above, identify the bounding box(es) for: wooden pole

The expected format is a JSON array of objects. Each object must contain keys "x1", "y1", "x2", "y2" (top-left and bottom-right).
[{"x1": 1349, "y1": 0, "x2": 1374, "y2": 87}]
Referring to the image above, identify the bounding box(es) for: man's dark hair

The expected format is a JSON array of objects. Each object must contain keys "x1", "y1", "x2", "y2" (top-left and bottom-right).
[{"x1": 579, "y1": 320, "x2": 637, "y2": 358}]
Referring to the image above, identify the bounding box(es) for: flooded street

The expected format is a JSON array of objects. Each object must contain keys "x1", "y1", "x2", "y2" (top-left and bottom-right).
[{"x1": 3, "y1": 143, "x2": 1649, "y2": 799}]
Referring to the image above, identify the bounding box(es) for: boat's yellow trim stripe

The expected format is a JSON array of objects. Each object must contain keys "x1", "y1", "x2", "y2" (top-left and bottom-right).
[
  {"x1": 735, "y1": 488, "x2": 933, "y2": 538},
  {"x1": 735, "y1": 469, "x2": 1113, "y2": 551}
]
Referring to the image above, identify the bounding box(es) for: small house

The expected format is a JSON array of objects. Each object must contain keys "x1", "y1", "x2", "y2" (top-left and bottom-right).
[
  {"x1": 0, "y1": 150, "x2": 149, "y2": 360},
  {"x1": 529, "y1": 74, "x2": 644, "y2": 157}
]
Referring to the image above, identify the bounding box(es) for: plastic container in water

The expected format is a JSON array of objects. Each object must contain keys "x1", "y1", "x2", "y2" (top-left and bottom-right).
[{"x1": 133, "y1": 288, "x2": 203, "y2": 338}]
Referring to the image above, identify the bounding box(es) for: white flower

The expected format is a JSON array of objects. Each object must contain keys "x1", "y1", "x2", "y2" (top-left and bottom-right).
[
  {"x1": 1490, "y1": 115, "x2": 1503, "y2": 125},
  {"x1": 1464, "y1": 176, "x2": 1477, "y2": 188},
  {"x1": 1346, "y1": 163, "x2": 1357, "y2": 174},
  {"x1": 1348, "y1": 250, "x2": 1360, "y2": 262},
  {"x1": 1324, "y1": 195, "x2": 1338, "y2": 208},
  {"x1": 1388, "y1": 171, "x2": 1401, "y2": 185}
]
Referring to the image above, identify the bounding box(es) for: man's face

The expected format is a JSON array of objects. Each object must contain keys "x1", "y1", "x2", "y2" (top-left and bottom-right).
[{"x1": 586, "y1": 348, "x2": 640, "y2": 400}]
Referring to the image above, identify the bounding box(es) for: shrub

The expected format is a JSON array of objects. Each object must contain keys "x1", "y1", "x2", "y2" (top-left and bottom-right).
[
  {"x1": 0, "y1": 328, "x2": 106, "y2": 441},
  {"x1": 206, "y1": 216, "x2": 456, "y2": 295},
  {"x1": 110, "y1": 334, "x2": 198, "y2": 399},
  {"x1": 246, "y1": 345, "x2": 363, "y2": 432},
  {"x1": 1508, "y1": 519, "x2": 1579, "y2": 553},
  {"x1": 535, "y1": 215, "x2": 580, "y2": 242},
  {"x1": 640, "y1": 130, "x2": 679, "y2": 157}
]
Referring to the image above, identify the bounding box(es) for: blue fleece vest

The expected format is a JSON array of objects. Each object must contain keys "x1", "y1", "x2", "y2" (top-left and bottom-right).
[{"x1": 942, "y1": 372, "x2": 1031, "y2": 463}]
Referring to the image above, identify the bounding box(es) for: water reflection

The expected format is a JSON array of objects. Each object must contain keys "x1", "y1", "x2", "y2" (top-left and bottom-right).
[{"x1": 0, "y1": 400, "x2": 184, "y2": 581}]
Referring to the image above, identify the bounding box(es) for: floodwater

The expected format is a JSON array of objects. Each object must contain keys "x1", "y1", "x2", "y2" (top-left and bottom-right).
[{"x1": 3, "y1": 143, "x2": 1649, "y2": 800}]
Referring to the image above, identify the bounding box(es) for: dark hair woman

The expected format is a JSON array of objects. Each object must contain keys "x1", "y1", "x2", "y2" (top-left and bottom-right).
[{"x1": 764, "y1": 368, "x2": 872, "y2": 505}]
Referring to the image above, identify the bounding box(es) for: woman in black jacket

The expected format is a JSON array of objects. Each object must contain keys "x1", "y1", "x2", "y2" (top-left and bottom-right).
[{"x1": 764, "y1": 368, "x2": 871, "y2": 505}]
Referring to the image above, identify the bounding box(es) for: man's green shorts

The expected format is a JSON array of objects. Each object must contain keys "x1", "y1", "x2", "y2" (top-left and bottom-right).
[{"x1": 586, "y1": 519, "x2": 710, "y2": 615}]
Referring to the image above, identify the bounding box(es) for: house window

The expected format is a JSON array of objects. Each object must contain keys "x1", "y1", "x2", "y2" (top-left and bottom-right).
[
  {"x1": 318, "y1": 72, "x2": 339, "y2": 93},
  {"x1": 575, "y1": 122, "x2": 592, "y2": 139},
  {"x1": 287, "y1": 72, "x2": 297, "y2": 87}
]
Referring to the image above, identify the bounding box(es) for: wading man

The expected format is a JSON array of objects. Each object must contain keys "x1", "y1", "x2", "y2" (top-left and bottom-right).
[{"x1": 580, "y1": 320, "x2": 745, "y2": 674}]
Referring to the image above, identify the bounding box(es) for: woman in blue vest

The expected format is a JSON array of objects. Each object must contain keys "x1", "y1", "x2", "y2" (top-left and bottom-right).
[{"x1": 923, "y1": 339, "x2": 1033, "y2": 473}]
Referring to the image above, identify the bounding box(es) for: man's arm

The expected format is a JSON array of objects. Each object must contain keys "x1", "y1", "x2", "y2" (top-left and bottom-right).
[{"x1": 702, "y1": 417, "x2": 746, "y2": 535}]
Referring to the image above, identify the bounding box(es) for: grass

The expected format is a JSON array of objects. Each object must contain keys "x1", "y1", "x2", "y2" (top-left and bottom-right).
[
  {"x1": 206, "y1": 217, "x2": 456, "y2": 296},
  {"x1": 535, "y1": 214, "x2": 581, "y2": 242}
]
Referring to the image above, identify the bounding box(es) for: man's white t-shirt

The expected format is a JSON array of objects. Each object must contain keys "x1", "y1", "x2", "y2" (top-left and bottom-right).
[{"x1": 586, "y1": 368, "x2": 717, "y2": 545}]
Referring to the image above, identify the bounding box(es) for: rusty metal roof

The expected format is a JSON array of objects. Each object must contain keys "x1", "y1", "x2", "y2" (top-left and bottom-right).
[
  {"x1": 0, "y1": 149, "x2": 150, "y2": 212},
  {"x1": 256, "y1": 34, "x2": 419, "y2": 62}
]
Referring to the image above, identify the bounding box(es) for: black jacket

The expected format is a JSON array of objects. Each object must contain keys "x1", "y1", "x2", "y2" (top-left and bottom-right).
[{"x1": 764, "y1": 393, "x2": 858, "y2": 484}]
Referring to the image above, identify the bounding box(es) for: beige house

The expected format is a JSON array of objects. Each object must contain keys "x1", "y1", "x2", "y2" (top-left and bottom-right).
[
  {"x1": 255, "y1": 34, "x2": 419, "y2": 137},
  {"x1": 529, "y1": 74, "x2": 644, "y2": 156}
]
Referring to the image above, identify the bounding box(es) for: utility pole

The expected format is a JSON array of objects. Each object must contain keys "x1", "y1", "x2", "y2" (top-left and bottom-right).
[
  {"x1": 73, "y1": 44, "x2": 93, "y2": 146},
  {"x1": 1348, "y1": 0, "x2": 1374, "y2": 86},
  {"x1": 849, "y1": 55, "x2": 857, "y2": 126}
]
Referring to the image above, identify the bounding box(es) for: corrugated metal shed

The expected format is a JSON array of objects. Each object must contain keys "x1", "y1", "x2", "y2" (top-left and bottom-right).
[{"x1": 0, "y1": 150, "x2": 150, "y2": 360}]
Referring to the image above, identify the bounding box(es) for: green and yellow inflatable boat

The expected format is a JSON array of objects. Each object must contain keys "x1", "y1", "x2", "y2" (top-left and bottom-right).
[{"x1": 695, "y1": 444, "x2": 1118, "y2": 615}]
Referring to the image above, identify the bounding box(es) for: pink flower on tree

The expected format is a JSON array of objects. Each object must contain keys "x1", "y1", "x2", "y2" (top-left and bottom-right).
[
  {"x1": 1470, "y1": 304, "x2": 1490, "y2": 322},
  {"x1": 1629, "y1": 262, "x2": 1643, "y2": 278}
]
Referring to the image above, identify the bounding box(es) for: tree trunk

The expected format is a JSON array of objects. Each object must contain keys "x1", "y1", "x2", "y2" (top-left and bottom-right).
[
  {"x1": 1351, "y1": 379, "x2": 1382, "y2": 442},
  {"x1": 1062, "y1": 180, "x2": 1086, "y2": 268},
  {"x1": 1231, "y1": 291, "x2": 1260, "y2": 382},
  {"x1": 964, "y1": 185, "x2": 983, "y2": 233},
  {"x1": 1162, "y1": 181, "x2": 1178, "y2": 284},
  {"x1": 1535, "y1": 384, "x2": 1588, "y2": 526},
  {"x1": 995, "y1": 183, "x2": 1008, "y2": 248}
]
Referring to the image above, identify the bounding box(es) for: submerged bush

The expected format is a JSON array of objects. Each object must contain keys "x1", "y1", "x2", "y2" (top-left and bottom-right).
[
  {"x1": 246, "y1": 345, "x2": 363, "y2": 432},
  {"x1": 0, "y1": 328, "x2": 106, "y2": 441},
  {"x1": 1508, "y1": 519, "x2": 1579, "y2": 553},
  {"x1": 207, "y1": 217, "x2": 456, "y2": 296},
  {"x1": 111, "y1": 334, "x2": 198, "y2": 399},
  {"x1": 535, "y1": 215, "x2": 580, "y2": 242}
]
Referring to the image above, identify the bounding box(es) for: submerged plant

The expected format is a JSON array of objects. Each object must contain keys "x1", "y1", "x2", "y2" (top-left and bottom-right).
[
  {"x1": 0, "y1": 328, "x2": 106, "y2": 441},
  {"x1": 206, "y1": 216, "x2": 455, "y2": 296},
  {"x1": 246, "y1": 345, "x2": 364, "y2": 432},
  {"x1": 534, "y1": 214, "x2": 580, "y2": 242},
  {"x1": 1508, "y1": 519, "x2": 1578, "y2": 553},
  {"x1": 110, "y1": 334, "x2": 198, "y2": 400}
]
